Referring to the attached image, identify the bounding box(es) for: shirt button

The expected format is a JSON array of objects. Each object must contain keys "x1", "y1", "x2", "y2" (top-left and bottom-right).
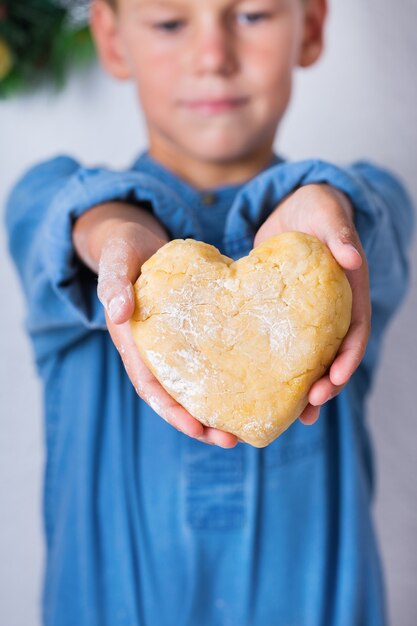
[{"x1": 201, "y1": 192, "x2": 217, "y2": 206}]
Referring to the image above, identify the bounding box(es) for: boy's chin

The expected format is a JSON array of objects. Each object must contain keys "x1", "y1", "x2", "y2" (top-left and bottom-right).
[{"x1": 180, "y1": 135, "x2": 270, "y2": 165}]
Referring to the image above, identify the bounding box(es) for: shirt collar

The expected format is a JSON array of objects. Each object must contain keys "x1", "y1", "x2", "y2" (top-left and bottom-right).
[{"x1": 131, "y1": 150, "x2": 284, "y2": 208}]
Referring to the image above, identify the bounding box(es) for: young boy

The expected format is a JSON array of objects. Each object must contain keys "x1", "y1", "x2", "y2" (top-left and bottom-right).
[{"x1": 5, "y1": 0, "x2": 414, "y2": 624}]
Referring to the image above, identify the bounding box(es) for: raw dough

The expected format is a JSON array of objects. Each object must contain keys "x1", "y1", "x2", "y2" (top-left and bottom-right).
[{"x1": 130, "y1": 232, "x2": 352, "y2": 447}]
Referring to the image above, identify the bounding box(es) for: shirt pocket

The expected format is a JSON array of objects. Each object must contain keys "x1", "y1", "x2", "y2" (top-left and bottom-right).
[{"x1": 182, "y1": 438, "x2": 247, "y2": 531}]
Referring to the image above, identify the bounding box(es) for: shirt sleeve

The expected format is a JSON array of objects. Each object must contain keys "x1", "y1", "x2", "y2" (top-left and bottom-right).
[
  {"x1": 339, "y1": 161, "x2": 414, "y2": 387},
  {"x1": 4, "y1": 155, "x2": 187, "y2": 365},
  {"x1": 224, "y1": 159, "x2": 415, "y2": 388}
]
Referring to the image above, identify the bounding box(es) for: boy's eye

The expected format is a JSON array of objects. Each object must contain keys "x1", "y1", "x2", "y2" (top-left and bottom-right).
[
  {"x1": 153, "y1": 19, "x2": 185, "y2": 33},
  {"x1": 236, "y1": 11, "x2": 271, "y2": 25}
]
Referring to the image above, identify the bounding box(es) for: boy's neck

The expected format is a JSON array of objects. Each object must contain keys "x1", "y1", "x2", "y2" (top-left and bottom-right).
[{"x1": 147, "y1": 139, "x2": 276, "y2": 190}]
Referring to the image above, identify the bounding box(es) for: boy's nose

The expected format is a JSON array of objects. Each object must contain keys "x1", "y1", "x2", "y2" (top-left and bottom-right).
[{"x1": 188, "y1": 22, "x2": 238, "y2": 77}]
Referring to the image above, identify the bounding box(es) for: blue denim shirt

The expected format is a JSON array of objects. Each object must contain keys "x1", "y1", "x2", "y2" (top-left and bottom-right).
[{"x1": 5, "y1": 151, "x2": 414, "y2": 626}]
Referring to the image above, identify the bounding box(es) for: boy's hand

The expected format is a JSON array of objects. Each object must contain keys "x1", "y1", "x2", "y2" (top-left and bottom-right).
[
  {"x1": 73, "y1": 203, "x2": 238, "y2": 449},
  {"x1": 253, "y1": 183, "x2": 371, "y2": 426},
  {"x1": 99, "y1": 227, "x2": 238, "y2": 448}
]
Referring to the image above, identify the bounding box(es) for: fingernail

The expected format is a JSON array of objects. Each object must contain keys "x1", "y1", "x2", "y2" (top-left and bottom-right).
[{"x1": 108, "y1": 294, "x2": 126, "y2": 321}]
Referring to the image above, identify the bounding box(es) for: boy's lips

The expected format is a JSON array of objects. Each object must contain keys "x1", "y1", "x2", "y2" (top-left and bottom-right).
[{"x1": 179, "y1": 96, "x2": 249, "y2": 114}]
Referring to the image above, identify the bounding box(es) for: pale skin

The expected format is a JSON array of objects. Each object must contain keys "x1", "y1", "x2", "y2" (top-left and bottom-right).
[{"x1": 73, "y1": 0, "x2": 371, "y2": 447}]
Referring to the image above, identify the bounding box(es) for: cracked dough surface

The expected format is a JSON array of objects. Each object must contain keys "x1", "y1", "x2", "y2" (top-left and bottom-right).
[{"x1": 130, "y1": 232, "x2": 352, "y2": 447}]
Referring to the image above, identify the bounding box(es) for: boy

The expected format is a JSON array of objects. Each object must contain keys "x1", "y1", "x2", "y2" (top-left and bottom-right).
[{"x1": 5, "y1": 0, "x2": 414, "y2": 624}]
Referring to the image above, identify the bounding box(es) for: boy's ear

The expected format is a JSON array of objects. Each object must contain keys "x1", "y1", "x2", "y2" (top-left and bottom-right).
[
  {"x1": 89, "y1": 0, "x2": 132, "y2": 80},
  {"x1": 297, "y1": 0, "x2": 327, "y2": 68}
]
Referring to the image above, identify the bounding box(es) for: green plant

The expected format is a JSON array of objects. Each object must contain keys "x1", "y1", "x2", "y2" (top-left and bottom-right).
[{"x1": 0, "y1": 0, "x2": 96, "y2": 98}]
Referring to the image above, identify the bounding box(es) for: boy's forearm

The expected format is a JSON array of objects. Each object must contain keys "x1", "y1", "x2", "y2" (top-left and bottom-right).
[{"x1": 73, "y1": 201, "x2": 169, "y2": 273}]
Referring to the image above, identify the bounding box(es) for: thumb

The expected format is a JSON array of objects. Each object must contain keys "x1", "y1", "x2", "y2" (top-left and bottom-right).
[
  {"x1": 97, "y1": 237, "x2": 139, "y2": 324},
  {"x1": 325, "y1": 223, "x2": 363, "y2": 271},
  {"x1": 316, "y1": 187, "x2": 363, "y2": 270}
]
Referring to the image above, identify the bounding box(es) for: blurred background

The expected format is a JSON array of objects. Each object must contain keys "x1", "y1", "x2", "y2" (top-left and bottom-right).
[{"x1": 1, "y1": 0, "x2": 416, "y2": 625}]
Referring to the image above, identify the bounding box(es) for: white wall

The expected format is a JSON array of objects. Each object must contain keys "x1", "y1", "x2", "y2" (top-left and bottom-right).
[{"x1": 1, "y1": 0, "x2": 416, "y2": 624}]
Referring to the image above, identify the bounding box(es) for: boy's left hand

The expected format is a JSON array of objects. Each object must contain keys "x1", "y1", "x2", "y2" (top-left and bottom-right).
[{"x1": 253, "y1": 183, "x2": 371, "y2": 426}]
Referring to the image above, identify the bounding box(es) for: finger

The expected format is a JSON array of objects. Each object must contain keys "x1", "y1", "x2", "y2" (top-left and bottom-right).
[
  {"x1": 303, "y1": 186, "x2": 363, "y2": 271},
  {"x1": 317, "y1": 216, "x2": 363, "y2": 271},
  {"x1": 143, "y1": 377, "x2": 206, "y2": 438},
  {"x1": 329, "y1": 238, "x2": 363, "y2": 271},
  {"x1": 139, "y1": 372, "x2": 237, "y2": 446},
  {"x1": 133, "y1": 353, "x2": 238, "y2": 446},
  {"x1": 329, "y1": 320, "x2": 369, "y2": 386},
  {"x1": 107, "y1": 315, "x2": 238, "y2": 446},
  {"x1": 308, "y1": 374, "x2": 345, "y2": 406},
  {"x1": 329, "y1": 263, "x2": 371, "y2": 386},
  {"x1": 299, "y1": 403, "x2": 321, "y2": 426},
  {"x1": 197, "y1": 427, "x2": 239, "y2": 448},
  {"x1": 98, "y1": 277, "x2": 135, "y2": 325},
  {"x1": 98, "y1": 236, "x2": 143, "y2": 325},
  {"x1": 106, "y1": 316, "x2": 205, "y2": 436}
]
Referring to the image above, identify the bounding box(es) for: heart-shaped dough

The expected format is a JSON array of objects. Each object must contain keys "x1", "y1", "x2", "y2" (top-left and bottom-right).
[{"x1": 131, "y1": 232, "x2": 352, "y2": 447}]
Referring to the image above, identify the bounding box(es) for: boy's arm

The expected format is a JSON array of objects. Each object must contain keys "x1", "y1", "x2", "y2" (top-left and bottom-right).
[
  {"x1": 5, "y1": 155, "x2": 183, "y2": 363},
  {"x1": 249, "y1": 161, "x2": 414, "y2": 425},
  {"x1": 5, "y1": 157, "x2": 237, "y2": 447},
  {"x1": 72, "y1": 203, "x2": 238, "y2": 449},
  {"x1": 254, "y1": 183, "x2": 369, "y2": 426}
]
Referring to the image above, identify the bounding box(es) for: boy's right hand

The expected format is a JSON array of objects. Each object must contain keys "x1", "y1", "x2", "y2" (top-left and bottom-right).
[
  {"x1": 99, "y1": 225, "x2": 238, "y2": 448},
  {"x1": 73, "y1": 204, "x2": 238, "y2": 449}
]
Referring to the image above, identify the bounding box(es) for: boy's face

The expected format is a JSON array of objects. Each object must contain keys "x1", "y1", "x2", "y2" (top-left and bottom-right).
[{"x1": 92, "y1": 0, "x2": 325, "y2": 170}]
